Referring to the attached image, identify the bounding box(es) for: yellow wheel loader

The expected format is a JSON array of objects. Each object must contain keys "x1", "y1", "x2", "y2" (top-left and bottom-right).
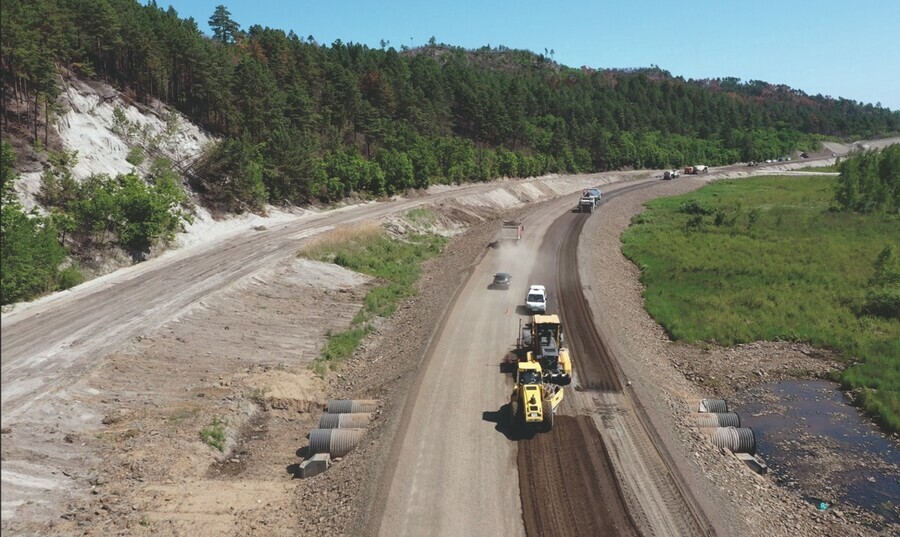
[{"x1": 509, "y1": 361, "x2": 564, "y2": 433}]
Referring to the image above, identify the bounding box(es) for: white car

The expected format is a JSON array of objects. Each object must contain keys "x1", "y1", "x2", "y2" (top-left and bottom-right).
[{"x1": 525, "y1": 285, "x2": 547, "y2": 314}]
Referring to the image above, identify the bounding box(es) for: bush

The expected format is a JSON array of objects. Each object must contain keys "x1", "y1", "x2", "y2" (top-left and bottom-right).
[
  {"x1": 126, "y1": 146, "x2": 145, "y2": 166},
  {"x1": 57, "y1": 266, "x2": 84, "y2": 290},
  {"x1": 678, "y1": 200, "x2": 715, "y2": 215},
  {"x1": 200, "y1": 418, "x2": 227, "y2": 451},
  {"x1": 864, "y1": 289, "x2": 900, "y2": 319}
]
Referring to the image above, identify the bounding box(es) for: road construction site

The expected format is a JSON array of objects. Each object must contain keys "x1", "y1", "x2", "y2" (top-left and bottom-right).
[{"x1": 3, "y1": 153, "x2": 894, "y2": 536}]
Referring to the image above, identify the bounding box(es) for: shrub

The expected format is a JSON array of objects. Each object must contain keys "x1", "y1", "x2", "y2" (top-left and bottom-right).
[{"x1": 200, "y1": 418, "x2": 227, "y2": 451}]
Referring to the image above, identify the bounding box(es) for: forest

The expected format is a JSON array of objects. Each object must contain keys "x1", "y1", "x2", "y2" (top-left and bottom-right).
[{"x1": 3, "y1": 0, "x2": 900, "y2": 211}]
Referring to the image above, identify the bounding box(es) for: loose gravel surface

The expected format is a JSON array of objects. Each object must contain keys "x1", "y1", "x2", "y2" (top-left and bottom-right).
[{"x1": 2, "y1": 154, "x2": 898, "y2": 536}]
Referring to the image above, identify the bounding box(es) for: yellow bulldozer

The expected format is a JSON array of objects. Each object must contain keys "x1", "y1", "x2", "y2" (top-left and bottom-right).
[
  {"x1": 509, "y1": 361, "x2": 564, "y2": 433},
  {"x1": 518, "y1": 314, "x2": 573, "y2": 386}
]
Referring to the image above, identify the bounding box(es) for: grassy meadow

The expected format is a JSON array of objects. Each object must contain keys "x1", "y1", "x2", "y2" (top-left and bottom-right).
[
  {"x1": 621, "y1": 176, "x2": 899, "y2": 432},
  {"x1": 300, "y1": 217, "x2": 447, "y2": 374}
]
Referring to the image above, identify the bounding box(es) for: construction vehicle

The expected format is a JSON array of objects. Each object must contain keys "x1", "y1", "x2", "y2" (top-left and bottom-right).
[
  {"x1": 518, "y1": 314, "x2": 572, "y2": 386},
  {"x1": 497, "y1": 221, "x2": 523, "y2": 245},
  {"x1": 509, "y1": 360, "x2": 564, "y2": 433},
  {"x1": 578, "y1": 188, "x2": 602, "y2": 213}
]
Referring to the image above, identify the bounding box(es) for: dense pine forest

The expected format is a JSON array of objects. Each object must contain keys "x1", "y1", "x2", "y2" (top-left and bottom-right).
[{"x1": 3, "y1": 0, "x2": 900, "y2": 211}]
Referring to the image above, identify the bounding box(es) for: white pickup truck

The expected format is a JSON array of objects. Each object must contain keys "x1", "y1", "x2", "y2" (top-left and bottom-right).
[{"x1": 525, "y1": 285, "x2": 547, "y2": 314}]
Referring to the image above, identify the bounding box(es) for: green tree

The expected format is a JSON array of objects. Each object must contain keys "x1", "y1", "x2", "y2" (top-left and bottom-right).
[
  {"x1": 1, "y1": 143, "x2": 67, "y2": 304},
  {"x1": 208, "y1": 5, "x2": 240, "y2": 44}
]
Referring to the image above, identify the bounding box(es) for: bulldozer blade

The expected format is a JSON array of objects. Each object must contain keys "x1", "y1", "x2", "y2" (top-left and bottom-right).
[{"x1": 545, "y1": 374, "x2": 572, "y2": 386}]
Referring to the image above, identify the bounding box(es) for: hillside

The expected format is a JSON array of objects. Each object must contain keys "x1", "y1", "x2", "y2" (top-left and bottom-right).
[
  {"x1": 3, "y1": 0, "x2": 900, "y2": 212},
  {"x1": 3, "y1": 0, "x2": 900, "y2": 306}
]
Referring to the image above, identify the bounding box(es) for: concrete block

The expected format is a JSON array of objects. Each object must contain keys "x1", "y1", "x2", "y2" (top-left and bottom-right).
[
  {"x1": 735, "y1": 452, "x2": 768, "y2": 475},
  {"x1": 299, "y1": 453, "x2": 331, "y2": 478}
]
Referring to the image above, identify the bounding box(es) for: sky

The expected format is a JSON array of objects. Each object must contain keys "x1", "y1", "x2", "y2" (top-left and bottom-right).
[{"x1": 154, "y1": 0, "x2": 900, "y2": 111}]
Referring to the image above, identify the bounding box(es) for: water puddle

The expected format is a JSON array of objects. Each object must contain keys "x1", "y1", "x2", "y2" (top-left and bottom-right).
[{"x1": 736, "y1": 380, "x2": 899, "y2": 527}]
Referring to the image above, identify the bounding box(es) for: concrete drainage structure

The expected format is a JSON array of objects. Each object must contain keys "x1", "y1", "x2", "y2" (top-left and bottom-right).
[
  {"x1": 690, "y1": 398, "x2": 767, "y2": 474},
  {"x1": 298, "y1": 399, "x2": 377, "y2": 478}
]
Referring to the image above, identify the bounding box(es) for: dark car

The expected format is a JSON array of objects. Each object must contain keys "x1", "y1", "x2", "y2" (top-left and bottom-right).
[{"x1": 491, "y1": 272, "x2": 511, "y2": 289}]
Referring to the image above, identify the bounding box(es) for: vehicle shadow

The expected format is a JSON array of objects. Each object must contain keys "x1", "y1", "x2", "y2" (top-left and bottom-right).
[
  {"x1": 499, "y1": 352, "x2": 520, "y2": 374},
  {"x1": 482, "y1": 404, "x2": 535, "y2": 441}
]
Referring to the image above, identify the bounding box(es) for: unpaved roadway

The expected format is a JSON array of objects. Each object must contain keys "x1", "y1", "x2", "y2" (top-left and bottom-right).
[{"x1": 374, "y1": 181, "x2": 705, "y2": 537}]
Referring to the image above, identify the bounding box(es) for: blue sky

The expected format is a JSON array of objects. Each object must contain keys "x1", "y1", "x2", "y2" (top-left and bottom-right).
[{"x1": 156, "y1": 0, "x2": 900, "y2": 111}]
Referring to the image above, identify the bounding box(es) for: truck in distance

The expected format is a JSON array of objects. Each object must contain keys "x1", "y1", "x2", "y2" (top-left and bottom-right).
[
  {"x1": 579, "y1": 188, "x2": 602, "y2": 213},
  {"x1": 497, "y1": 221, "x2": 523, "y2": 246}
]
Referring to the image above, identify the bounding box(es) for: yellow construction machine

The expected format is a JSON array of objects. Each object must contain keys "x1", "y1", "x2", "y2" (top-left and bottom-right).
[
  {"x1": 519, "y1": 314, "x2": 572, "y2": 386},
  {"x1": 509, "y1": 361, "x2": 564, "y2": 433}
]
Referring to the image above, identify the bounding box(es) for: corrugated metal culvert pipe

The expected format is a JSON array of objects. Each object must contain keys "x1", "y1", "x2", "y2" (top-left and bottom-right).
[
  {"x1": 309, "y1": 428, "x2": 366, "y2": 457},
  {"x1": 692, "y1": 412, "x2": 741, "y2": 428},
  {"x1": 703, "y1": 426, "x2": 757, "y2": 455},
  {"x1": 327, "y1": 399, "x2": 378, "y2": 413},
  {"x1": 698, "y1": 398, "x2": 729, "y2": 413},
  {"x1": 318, "y1": 412, "x2": 372, "y2": 429}
]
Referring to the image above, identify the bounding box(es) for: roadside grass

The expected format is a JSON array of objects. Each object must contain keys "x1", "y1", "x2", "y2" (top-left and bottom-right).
[
  {"x1": 795, "y1": 165, "x2": 838, "y2": 172},
  {"x1": 406, "y1": 207, "x2": 438, "y2": 227},
  {"x1": 300, "y1": 221, "x2": 447, "y2": 375},
  {"x1": 621, "y1": 175, "x2": 900, "y2": 433}
]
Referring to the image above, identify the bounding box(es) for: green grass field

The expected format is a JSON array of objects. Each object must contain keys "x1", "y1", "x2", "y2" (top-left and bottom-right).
[
  {"x1": 795, "y1": 165, "x2": 838, "y2": 172},
  {"x1": 621, "y1": 176, "x2": 899, "y2": 432},
  {"x1": 300, "y1": 221, "x2": 447, "y2": 374}
]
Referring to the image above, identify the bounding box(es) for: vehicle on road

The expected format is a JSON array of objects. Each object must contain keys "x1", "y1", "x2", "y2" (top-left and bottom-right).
[
  {"x1": 519, "y1": 314, "x2": 572, "y2": 386},
  {"x1": 491, "y1": 272, "x2": 511, "y2": 290},
  {"x1": 497, "y1": 221, "x2": 523, "y2": 246},
  {"x1": 691, "y1": 165, "x2": 709, "y2": 174},
  {"x1": 509, "y1": 360, "x2": 562, "y2": 433},
  {"x1": 663, "y1": 170, "x2": 680, "y2": 180},
  {"x1": 525, "y1": 285, "x2": 547, "y2": 313},
  {"x1": 579, "y1": 188, "x2": 602, "y2": 212}
]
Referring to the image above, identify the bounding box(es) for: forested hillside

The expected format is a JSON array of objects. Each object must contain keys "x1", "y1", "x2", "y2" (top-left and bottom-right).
[{"x1": 3, "y1": 0, "x2": 900, "y2": 211}]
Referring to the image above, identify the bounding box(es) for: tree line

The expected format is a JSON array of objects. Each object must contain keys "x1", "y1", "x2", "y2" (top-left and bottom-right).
[
  {"x1": 4, "y1": 0, "x2": 900, "y2": 210},
  {"x1": 833, "y1": 144, "x2": 900, "y2": 214},
  {"x1": 832, "y1": 145, "x2": 900, "y2": 321}
]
